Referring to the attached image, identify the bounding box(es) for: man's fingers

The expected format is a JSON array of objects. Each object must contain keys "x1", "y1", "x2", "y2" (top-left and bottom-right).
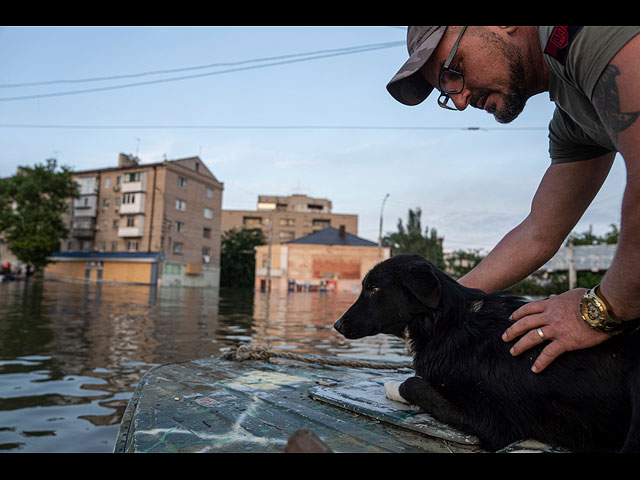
[
  {"x1": 509, "y1": 299, "x2": 546, "y2": 321},
  {"x1": 508, "y1": 323, "x2": 550, "y2": 354},
  {"x1": 531, "y1": 340, "x2": 567, "y2": 373}
]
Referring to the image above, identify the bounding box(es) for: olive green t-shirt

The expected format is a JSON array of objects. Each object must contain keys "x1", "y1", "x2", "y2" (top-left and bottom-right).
[{"x1": 537, "y1": 26, "x2": 640, "y2": 164}]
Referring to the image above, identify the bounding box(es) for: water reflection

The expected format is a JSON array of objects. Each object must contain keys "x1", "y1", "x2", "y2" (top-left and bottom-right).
[{"x1": 0, "y1": 279, "x2": 410, "y2": 452}]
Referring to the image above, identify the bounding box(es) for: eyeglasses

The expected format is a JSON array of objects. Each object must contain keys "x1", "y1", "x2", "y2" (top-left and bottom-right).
[{"x1": 437, "y1": 26, "x2": 468, "y2": 111}]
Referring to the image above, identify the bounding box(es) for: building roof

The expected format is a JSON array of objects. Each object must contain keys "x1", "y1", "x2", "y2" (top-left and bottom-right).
[
  {"x1": 287, "y1": 227, "x2": 377, "y2": 247},
  {"x1": 541, "y1": 244, "x2": 617, "y2": 272}
]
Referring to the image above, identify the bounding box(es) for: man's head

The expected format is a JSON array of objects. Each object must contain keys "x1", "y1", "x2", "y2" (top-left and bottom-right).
[{"x1": 387, "y1": 26, "x2": 537, "y2": 124}]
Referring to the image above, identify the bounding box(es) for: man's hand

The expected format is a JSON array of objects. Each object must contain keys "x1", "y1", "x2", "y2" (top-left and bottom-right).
[{"x1": 502, "y1": 289, "x2": 612, "y2": 373}]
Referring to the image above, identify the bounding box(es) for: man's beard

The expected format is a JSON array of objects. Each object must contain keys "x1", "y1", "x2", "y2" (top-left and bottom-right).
[{"x1": 482, "y1": 32, "x2": 529, "y2": 124}]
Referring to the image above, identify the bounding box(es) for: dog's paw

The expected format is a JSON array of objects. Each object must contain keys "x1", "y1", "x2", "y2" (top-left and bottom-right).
[{"x1": 384, "y1": 381, "x2": 410, "y2": 404}]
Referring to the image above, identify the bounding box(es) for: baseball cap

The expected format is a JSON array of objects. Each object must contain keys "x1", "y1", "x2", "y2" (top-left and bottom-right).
[{"x1": 386, "y1": 26, "x2": 447, "y2": 106}]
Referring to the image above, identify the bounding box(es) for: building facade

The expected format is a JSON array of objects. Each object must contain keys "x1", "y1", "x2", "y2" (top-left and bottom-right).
[
  {"x1": 254, "y1": 226, "x2": 390, "y2": 294},
  {"x1": 45, "y1": 153, "x2": 223, "y2": 286},
  {"x1": 221, "y1": 194, "x2": 358, "y2": 244}
]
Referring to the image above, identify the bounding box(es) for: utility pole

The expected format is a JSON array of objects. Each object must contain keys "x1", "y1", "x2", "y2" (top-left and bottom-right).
[
  {"x1": 265, "y1": 214, "x2": 273, "y2": 291},
  {"x1": 378, "y1": 193, "x2": 390, "y2": 263}
]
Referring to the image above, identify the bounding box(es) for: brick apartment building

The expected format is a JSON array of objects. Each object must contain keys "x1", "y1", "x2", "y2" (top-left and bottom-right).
[
  {"x1": 43, "y1": 153, "x2": 224, "y2": 286},
  {"x1": 221, "y1": 194, "x2": 358, "y2": 244}
]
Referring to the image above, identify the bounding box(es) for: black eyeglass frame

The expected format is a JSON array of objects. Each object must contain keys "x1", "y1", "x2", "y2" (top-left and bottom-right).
[{"x1": 437, "y1": 26, "x2": 468, "y2": 111}]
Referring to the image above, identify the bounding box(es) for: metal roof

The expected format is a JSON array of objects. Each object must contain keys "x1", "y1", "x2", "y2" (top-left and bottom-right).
[
  {"x1": 542, "y1": 244, "x2": 616, "y2": 272},
  {"x1": 287, "y1": 227, "x2": 378, "y2": 247}
]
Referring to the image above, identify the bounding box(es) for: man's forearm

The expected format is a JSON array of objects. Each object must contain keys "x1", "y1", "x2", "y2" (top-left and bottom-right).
[
  {"x1": 459, "y1": 217, "x2": 560, "y2": 293},
  {"x1": 599, "y1": 180, "x2": 640, "y2": 321}
]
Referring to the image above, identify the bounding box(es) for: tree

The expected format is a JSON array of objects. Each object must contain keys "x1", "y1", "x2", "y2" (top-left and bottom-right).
[
  {"x1": 0, "y1": 158, "x2": 78, "y2": 271},
  {"x1": 446, "y1": 249, "x2": 485, "y2": 280},
  {"x1": 383, "y1": 207, "x2": 445, "y2": 269},
  {"x1": 568, "y1": 224, "x2": 619, "y2": 245},
  {"x1": 220, "y1": 227, "x2": 266, "y2": 287}
]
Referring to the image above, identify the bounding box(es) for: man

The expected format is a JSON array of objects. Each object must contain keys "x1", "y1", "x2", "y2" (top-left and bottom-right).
[{"x1": 386, "y1": 26, "x2": 640, "y2": 373}]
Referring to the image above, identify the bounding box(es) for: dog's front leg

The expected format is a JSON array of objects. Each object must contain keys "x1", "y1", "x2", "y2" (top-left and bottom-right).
[{"x1": 398, "y1": 376, "x2": 473, "y2": 433}]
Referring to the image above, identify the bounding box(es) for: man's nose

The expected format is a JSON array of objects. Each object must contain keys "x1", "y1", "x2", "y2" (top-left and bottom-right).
[{"x1": 449, "y1": 89, "x2": 471, "y2": 111}]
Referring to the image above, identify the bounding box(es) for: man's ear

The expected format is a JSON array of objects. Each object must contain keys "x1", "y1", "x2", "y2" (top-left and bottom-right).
[
  {"x1": 401, "y1": 262, "x2": 441, "y2": 308},
  {"x1": 498, "y1": 26, "x2": 518, "y2": 35}
]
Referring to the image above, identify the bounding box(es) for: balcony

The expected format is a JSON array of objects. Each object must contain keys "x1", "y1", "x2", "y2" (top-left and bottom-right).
[
  {"x1": 119, "y1": 193, "x2": 146, "y2": 215},
  {"x1": 118, "y1": 215, "x2": 144, "y2": 238},
  {"x1": 117, "y1": 226, "x2": 144, "y2": 237},
  {"x1": 71, "y1": 218, "x2": 96, "y2": 238}
]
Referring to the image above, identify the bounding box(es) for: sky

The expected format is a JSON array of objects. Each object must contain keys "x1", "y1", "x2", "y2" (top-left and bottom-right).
[{"x1": 0, "y1": 26, "x2": 627, "y2": 253}]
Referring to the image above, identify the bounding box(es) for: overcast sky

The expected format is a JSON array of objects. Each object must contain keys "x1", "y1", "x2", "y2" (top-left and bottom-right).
[{"x1": 0, "y1": 26, "x2": 626, "y2": 252}]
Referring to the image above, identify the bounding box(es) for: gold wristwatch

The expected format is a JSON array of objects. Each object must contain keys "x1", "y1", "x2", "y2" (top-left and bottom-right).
[{"x1": 579, "y1": 284, "x2": 625, "y2": 335}]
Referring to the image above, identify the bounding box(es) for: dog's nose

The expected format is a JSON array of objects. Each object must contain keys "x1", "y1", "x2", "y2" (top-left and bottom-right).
[{"x1": 334, "y1": 317, "x2": 344, "y2": 333}]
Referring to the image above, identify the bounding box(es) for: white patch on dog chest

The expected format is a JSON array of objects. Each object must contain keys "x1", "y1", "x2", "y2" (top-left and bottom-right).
[{"x1": 469, "y1": 300, "x2": 483, "y2": 312}]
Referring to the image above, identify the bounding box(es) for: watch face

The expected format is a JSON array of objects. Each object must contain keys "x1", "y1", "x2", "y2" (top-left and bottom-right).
[{"x1": 581, "y1": 296, "x2": 605, "y2": 326}]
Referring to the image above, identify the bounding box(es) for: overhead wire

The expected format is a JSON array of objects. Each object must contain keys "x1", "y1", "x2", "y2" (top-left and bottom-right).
[
  {"x1": 0, "y1": 41, "x2": 404, "y2": 102},
  {"x1": 0, "y1": 124, "x2": 547, "y2": 131}
]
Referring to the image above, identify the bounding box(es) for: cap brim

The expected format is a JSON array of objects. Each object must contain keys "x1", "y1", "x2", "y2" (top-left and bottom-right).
[{"x1": 386, "y1": 27, "x2": 446, "y2": 106}]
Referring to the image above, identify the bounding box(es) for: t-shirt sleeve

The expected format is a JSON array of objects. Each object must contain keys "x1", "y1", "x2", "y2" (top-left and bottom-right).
[{"x1": 548, "y1": 106, "x2": 613, "y2": 164}]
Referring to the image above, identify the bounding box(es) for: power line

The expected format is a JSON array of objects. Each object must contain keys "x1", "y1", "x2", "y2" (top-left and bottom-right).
[
  {"x1": 0, "y1": 41, "x2": 403, "y2": 89},
  {"x1": 0, "y1": 124, "x2": 547, "y2": 131},
  {"x1": 0, "y1": 41, "x2": 404, "y2": 102}
]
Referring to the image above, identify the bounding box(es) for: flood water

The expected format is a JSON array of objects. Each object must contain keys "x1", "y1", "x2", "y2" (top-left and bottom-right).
[{"x1": 0, "y1": 278, "x2": 410, "y2": 453}]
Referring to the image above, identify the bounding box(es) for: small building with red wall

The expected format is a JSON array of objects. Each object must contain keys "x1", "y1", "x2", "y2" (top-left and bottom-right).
[{"x1": 254, "y1": 227, "x2": 390, "y2": 294}]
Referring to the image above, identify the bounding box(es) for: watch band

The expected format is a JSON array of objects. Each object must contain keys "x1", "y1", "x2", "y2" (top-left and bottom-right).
[
  {"x1": 583, "y1": 284, "x2": 625, "y2": 335},
  {"x1": 594, "y1": 284, "x2": 620, "y2": 321}
]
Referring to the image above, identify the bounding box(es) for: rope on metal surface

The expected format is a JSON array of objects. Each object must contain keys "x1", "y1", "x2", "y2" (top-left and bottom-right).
[{"x1": 221, "y1": 343, "x2": 413, "y2": 370}]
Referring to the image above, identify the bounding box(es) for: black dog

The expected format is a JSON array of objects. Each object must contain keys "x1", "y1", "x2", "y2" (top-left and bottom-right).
[{"x1": 333, "y1": 254, "x2": 640, "y2": 453}]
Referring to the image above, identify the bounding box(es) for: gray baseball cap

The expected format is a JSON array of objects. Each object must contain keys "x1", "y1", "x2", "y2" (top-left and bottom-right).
[{"x1": 386, "y1": 26, "x2": 447, "y2": 106}]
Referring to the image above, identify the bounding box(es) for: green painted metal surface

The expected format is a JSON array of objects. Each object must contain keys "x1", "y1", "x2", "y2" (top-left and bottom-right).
[{"x1": 114, "y1": 356, "x2": 563, "y2": 453}]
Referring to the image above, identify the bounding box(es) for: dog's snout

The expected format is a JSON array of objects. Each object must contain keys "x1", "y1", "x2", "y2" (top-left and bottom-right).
[{"x1": 334, "y1": 316, "x2": 345, "y2": 333}]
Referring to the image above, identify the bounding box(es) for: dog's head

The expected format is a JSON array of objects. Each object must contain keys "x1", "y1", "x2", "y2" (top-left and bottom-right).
[{"x1": 334, "y1": 254, "x2": 441, "y2": 339}]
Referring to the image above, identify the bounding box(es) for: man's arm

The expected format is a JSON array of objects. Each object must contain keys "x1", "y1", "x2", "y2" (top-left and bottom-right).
[
  {"x1": 591, "y1": 37, "x2": 640, "y2": 321},
  {"x1": 459, "y1": 154, "x2": 615, "y2": 293},
  {"x1": 504, "y1": 33, "x2": 640, "y2": 373}
]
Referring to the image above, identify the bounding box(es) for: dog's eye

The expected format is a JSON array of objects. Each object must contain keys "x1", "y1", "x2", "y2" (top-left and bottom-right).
[{"x1": 367, "y1": 286, "x2": 380, "y2": 295}]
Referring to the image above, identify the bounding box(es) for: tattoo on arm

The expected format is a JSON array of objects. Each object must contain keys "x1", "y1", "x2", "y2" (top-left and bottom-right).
[{"x1": 592, "y1": 64, "x2": 639, "y2": 147}]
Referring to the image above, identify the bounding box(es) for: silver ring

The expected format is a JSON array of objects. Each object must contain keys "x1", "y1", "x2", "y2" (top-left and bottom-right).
[{"x1": 536, "y1": 327, "x2": 545, "y2": 340}]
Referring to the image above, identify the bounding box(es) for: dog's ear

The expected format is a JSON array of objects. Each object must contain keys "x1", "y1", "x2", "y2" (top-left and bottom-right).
[{"x1": 401, "y1": 261, "x2": 441, "y2": 308}]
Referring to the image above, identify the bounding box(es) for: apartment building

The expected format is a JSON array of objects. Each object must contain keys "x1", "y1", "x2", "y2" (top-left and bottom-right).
[
  {"x1": 221, "y1": 194, "x2": 358, "y2": 244},
  {"x1": 45, "y1": 153, "x2": 224, "y2": 286}
]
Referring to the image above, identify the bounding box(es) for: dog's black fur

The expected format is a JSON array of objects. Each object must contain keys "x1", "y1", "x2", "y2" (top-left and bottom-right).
[{"x1": 334, "y1": 254, "x2": 640, "y2": 452}]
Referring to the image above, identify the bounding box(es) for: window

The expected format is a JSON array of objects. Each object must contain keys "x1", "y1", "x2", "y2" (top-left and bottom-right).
[
  {"x1": 101, "y1": 220, "x2": 108, "y2": 231},
  {"x1": 105, "y1": 177, "x2": 111, "y2": 188},
  {"x1": 127, "y1": 241, "x2": 139, "y2": 251},
  {"x1": 279, "y1": 231, "x2": 295, "y2": 242},
  {"x1": 280, "y1": 218, "x2": 295, "y2": 226},
  {"x1": 175, "y1": 199, "x2": 186, "y2": 211},
  {"x1": 102, "y1": 198, "x2": 109, "y2": 209},
  {"x1": 124, "y1": 172, "x2": 140, "y2": 182},
  {"x1": 175, "y1": 221, "x2": 184, "y2": 233},
  {"x1": 204, "y1": 207, "x2": 213, "y2": 219},
  {"x1": 127, "y1": 216, "x2": 135, "y2": 227},
  {"x1": 113, "y1": 219, "x2": 119, "y2": 230},
  {"x1": 177, "y1": 176, "x2": 187, "y2": 188},
  {"x1": 203, "y1": 227, "x2": 211, "y2": 238},
  {"x1": 99, "y1": 241, "x2": 106, "y2": 251},
  {"x1": 243, "y1": 216, "x2": 262, "y2": 227},
  {"x1": 205, "y1": 187, "x2": 213, "y2": 198},
  {"x1": 312, "y1": 219, "x2": 330, "y2": 230},
  {"x1": 173, "y1": 242, "x2": 183, "y2": 255},
  {"x1": 111, "y1": 241, "x2": 118, "y2": 251},
  {"x1": 202, "y1": 247, "x2": 211, "y2": 257},
  {"x1": 123, "y1": 193, "x2": 136, "y2": 204}
]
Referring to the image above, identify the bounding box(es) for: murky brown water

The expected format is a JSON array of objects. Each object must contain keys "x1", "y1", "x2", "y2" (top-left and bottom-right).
[{"x1": 0, "y1": 278, "x2": 410, "y2": 452}]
